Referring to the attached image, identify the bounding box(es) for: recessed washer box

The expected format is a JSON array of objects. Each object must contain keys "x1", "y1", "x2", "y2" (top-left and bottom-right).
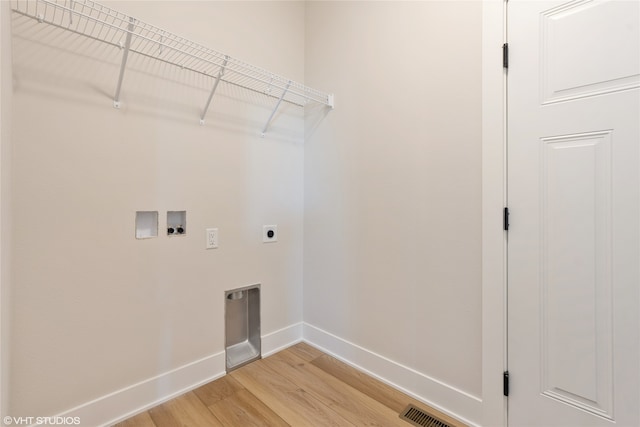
[
  {"x1": 135, "y1": 211, "x2": 158, "y2": 239},
  {"x1": 167, "y1": 211, "x2": 186, "y2": 236}
]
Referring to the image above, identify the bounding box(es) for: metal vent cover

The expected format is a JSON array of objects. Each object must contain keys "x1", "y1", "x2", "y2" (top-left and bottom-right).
[{"x1": 399, "y1": 404, "x2": 452, "y2": 427}]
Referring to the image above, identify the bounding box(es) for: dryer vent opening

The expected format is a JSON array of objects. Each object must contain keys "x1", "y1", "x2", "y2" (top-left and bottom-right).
[{"x1": 225, "y1": 284, "x2": 261, "y2": 372}]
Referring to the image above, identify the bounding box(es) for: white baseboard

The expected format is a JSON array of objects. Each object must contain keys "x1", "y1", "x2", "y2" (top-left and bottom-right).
[
  {"x1": 77, "y1": 351, "x2": 225, "y2": 427},
  {"x1": 303, "y1": 322, "x2": 482, "y2": 427},
  {"x1": 261, "y1": 322, "x2": 303, "y2": 357},
  {"x1": 35, "y1": 323, "x2": 483, "y2": 427},
  {"x1": 44, "y1": 322, "x2": 304, "y2": 427}
]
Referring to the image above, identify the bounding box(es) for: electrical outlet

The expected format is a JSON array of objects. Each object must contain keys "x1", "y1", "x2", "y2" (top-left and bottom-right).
[
  {"x1": 263, "y1": 225, "x2": 277, "y2": 243},
  {"x1": 206, "y1": 228, "x2": 218, "y2": 249}
]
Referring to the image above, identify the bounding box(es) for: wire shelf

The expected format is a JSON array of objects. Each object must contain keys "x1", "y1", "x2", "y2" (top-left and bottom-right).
[{"x1": 11, "y1": 0, "x2": 334, "y2": 133}]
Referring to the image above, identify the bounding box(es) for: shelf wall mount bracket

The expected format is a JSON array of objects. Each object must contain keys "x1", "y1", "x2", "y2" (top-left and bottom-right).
[
  {"x1": 261, "y1": 80, "x2": 291, "y2": 137},
  {"x1": 199, "y1": 56, "x2": 229, "y2": 125},
  {"x1": 113, "y1": 16, "x2": 136, "y2": 109}
]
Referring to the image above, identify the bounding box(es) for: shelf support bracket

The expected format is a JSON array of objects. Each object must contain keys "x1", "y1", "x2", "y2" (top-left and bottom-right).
[
  {"x1": 199, "y1": 56, "x2": 229, "y2": 125},
  {"x1": 113, "y1": 17, "x2": 135, "y2": 109},
  {"x1": 261, "y1": 80, "x2": 291, "y2": 137}
]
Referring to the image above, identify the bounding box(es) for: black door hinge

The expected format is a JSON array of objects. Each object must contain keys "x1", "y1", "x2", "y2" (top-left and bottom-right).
[
  {"x1": 503, "y1": 43, "x2": 509, "y2": 69},
  {"x1": 503, "y1": 207, "x2": 510, "y2": 231},
  {"x1": 503, "y1": 371, "x2": 510, "y2": 396}
]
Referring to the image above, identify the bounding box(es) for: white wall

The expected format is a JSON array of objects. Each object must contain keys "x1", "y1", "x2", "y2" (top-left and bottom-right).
[
  {"x1": 1, "y1": 0, "x2": 14, "y2": 418},
  {"x1": 9, "y1": 1, "x2": 305, "y2": 421},
  {"x1": 304, "y1": 1, "x2": 483, "y2": 424}
]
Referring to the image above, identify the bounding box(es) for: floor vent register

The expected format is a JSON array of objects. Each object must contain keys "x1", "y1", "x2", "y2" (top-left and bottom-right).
[{"x1": 399, "y1": 404, "x2": 452, "y2": 427}]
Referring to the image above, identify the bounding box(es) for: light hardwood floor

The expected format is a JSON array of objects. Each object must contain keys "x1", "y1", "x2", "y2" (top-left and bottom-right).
[{"x1": 114, "y1": 343, "x2": 466, "y2": 427}]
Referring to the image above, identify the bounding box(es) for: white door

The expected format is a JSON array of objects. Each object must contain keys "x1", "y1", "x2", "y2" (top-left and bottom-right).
[{"x1": 507, "y1": 1, "x2": 640, "y2": 426}]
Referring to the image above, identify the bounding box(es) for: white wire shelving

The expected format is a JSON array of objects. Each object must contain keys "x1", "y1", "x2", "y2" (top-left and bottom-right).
[{"x1": 11, "y1": 0, "x2": 334, "y2": 135}]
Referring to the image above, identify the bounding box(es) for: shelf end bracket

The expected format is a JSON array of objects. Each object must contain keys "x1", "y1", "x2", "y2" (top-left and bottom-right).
[
  {"x1": 261, "y1": 80, "x2": 291, "y2": 137},
  {"x1": 113, "y1": 17, "x2": 135, "y2": 109}
]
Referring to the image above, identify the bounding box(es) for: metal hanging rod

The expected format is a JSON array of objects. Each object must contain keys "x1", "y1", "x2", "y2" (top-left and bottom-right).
[{"x1": 11, "y1": 0, "x2": 334, "y2": 134}]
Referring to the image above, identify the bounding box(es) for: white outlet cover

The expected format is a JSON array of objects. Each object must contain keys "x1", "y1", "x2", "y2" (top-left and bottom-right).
[
  {"x1": 206, "y1": 228, "x2": 219, "y2": 249},
  {"x1": 263, "y1": 225, "x2": 277, "y2": 243}
]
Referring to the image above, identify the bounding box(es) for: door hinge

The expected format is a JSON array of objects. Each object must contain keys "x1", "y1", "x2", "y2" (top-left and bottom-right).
[
  {"x1": 503, "y1": 371, "x2": 510, "y2": 396},
  {"x1": 503, "y1": 43, "x2": 509, "y2": 69},
  {"x1": 503, "y1": 207, "x2": 510, "y2": 231}
]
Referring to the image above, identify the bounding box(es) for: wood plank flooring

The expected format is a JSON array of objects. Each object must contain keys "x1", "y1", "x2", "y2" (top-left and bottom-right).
[{"x1": 114, "y1": 343, "x2": 467, "y2": 427}]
